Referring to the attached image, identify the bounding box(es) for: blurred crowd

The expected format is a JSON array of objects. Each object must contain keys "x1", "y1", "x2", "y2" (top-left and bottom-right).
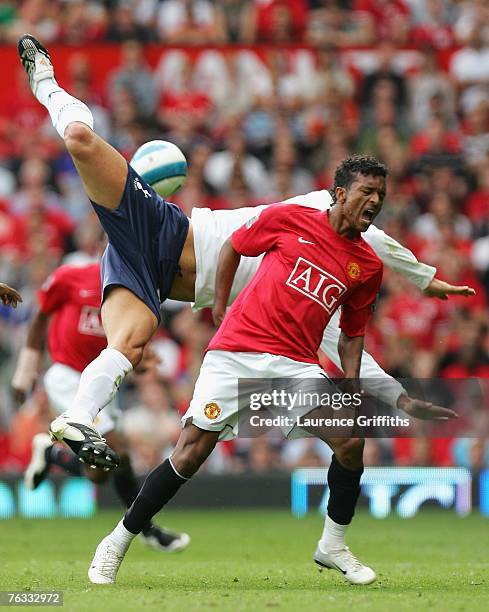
[
  {"x1": 1, "y1": 0, "x2": 489, "y2": 476},
  {"x1": 1, "y1": 0, "x2": 489, "y2": 48}
]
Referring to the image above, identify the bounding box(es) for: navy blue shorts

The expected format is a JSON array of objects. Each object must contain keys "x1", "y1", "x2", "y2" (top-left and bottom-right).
[{"x1": 91, "y1": 164, "x2": 189, "y2": 322}]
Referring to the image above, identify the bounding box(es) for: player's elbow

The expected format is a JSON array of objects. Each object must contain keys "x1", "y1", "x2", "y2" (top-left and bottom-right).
[{"x1": 64, "y1": 122, "x2": 96, "y2": 161}]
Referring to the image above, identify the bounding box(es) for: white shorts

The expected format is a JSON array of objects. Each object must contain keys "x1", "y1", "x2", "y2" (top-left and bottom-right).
[
  {"x1": 182, "y1": 350, "x2": 332, "y2": 441},
  {"x1": 43, "y1": 363, "x2": 120, "y2": 436}
]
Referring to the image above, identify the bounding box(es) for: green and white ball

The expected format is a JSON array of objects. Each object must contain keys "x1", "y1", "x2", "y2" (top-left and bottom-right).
[{"x1": 131, "y1": 140, "x2": 188, "y2": 198}]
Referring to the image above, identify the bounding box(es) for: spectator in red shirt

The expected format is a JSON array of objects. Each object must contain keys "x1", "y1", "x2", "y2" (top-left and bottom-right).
[
  {"x1": 353, "y1": 0, "x2": 411, "y2": 45},
  {"x1": 241, "y1": 0, "x2": 308, "y2": 43},
  {"x1": 380, "y1": 274, "x2": 450, "y2": 350},
  {"x1": 410, "y1": 0, "x2": 455, "y2": 50},
  {"x1": 10, "y1": 159, "x2": 75, "y2": 260},
  {"x1": 439, "y1": 317, "x2": 489, "y2": 378},
  {"x1": 58, "y1": 1, "x2": 106, "y2": 44},
  {"x1": 0, "y1": 199, "x2": 24, "y2": 256}
]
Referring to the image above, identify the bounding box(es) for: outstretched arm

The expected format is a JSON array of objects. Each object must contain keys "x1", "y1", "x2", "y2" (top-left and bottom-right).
[
  {"x1": 11, "y1": 309, "x2": 49, "y2": 404},
  {"x1": 213, "y1": 238, "x2": 241, "y2": 326},
  {"x1": 363, "y1": 225, "x2": 436, "y2": 290},
  {"x1": 423, "y1": 277, "x2": 476, "y2": 300},
  {"x1": 363, "y1": 224, "x2": 475, "y2": 299}
]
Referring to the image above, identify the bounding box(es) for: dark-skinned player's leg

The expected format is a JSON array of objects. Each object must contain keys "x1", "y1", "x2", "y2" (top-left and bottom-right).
[
  {"x1": 88, "y1": 423, "x2": 218, "y2": 583},
  {"x1": 24, "y1": 427, "x2": 190, "y2": 553},
  {"x1": 104, "y1": 430, "x2": 190, "y2": 552},
  {"x1": 294, "y1": 408, "x2": 375, "y2": 585},
  {"x1": 18, "y1": 35, "x2": 173, "y2": 469}
]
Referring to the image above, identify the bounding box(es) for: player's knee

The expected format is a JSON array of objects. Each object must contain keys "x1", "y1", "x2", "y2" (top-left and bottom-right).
[
  {"x1": 171, "y1": 449, "x2": 201, "y2": 477},
  {"x1": 335, "y1": 437, "x2": 365, "y2": 470},
  {"x1": 116, "y1": 344, "x2": 144, "y2": 368},
  {"x1": 171, "y1": 441, "x2": 212, "y2": 478},
  {"x1": 64, "y1": 122, "x2": 95, "y2": 160},
  {"x1": 109, "y1": 332, "x2": 148, "y2": 368}
]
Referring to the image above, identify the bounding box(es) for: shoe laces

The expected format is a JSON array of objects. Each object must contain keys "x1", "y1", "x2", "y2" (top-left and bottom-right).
[
  {"x1": 95, "y1": 542, "x2": 123, "y2": 577},
  {"x1": 332, "y1": 546, "x2": 364, "y2": 573}
]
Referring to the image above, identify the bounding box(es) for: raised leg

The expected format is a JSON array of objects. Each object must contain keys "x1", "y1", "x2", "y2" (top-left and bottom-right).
[
  {"x1": 18, "y1": 34, "x2": 127, "y2": 211},
  {"x1": 64, "y1": 123, "x2": 127, "y2": 210}
]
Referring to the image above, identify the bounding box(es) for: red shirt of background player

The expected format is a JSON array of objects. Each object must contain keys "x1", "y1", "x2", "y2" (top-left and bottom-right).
[
  {"x1": 38, "y1": 263, "x2": 107, "y2": 372},
  {"x1": 208, "y1": 204, "x2": 383, "y2": 364}
]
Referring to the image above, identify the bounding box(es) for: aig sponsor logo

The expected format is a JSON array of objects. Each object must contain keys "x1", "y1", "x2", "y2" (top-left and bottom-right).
[
  {"x1": 78, "y1": 306, "x2": 105, "y2": 337},
  {"x1": 286, "y1": 257, "x2": 347, "y2": 313}
]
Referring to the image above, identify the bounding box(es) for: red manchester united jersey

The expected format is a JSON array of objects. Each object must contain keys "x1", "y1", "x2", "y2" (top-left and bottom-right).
[
  {"x1": 38, "y1": 263, "x2": 106, "y2": 372},
  {"x1": 209, "y1": 205, "x2": 383, "y2": 364}
]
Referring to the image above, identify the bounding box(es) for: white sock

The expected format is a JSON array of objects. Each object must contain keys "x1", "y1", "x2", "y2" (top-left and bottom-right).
[
  {"x1": 319, "y1": 515, "x2": 347, "y2": 552},
  {"x1": 110, "y1": 519, "x2": 135, "y2": 551},
  {"x1": 35, "y1": 78, "x2": 93, "y2": 138},
  {"x1": 63, "y1": 348, "x2": 133, "y2": 426}
]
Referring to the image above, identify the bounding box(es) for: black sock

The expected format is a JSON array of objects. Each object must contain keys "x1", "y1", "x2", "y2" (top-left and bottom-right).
[
  {"x1": 47, "y1": 444, "x2": 83, "y2": 476},
  {"x1": 112, "y1": 456, "x2": 140, "y2": 507},
  {"x1": 123, "y1": 459, "x2": 188, "y2": 534},
  {"x1": 327, "y1": 454, "x2": 363, "y2": 525},
  {"x1": 112, "y1": 456, "x2": 153, "y2": 535}
]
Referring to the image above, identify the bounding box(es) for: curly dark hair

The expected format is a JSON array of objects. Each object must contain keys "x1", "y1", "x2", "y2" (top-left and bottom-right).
[{"x1": 332, "y1": 155, "x2": 388, "y2": 204}]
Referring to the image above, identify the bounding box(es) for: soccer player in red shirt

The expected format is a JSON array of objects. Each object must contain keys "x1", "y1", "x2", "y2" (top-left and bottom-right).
[
  {"x1": 12, "y1": 261, "x2": 189, "y2": 553},
  {"x1": 88, "y1": 156, "x2": 455, "y2": 586}
]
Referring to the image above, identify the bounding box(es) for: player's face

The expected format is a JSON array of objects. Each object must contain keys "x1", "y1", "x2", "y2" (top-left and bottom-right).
[{"x1": 337, "y1": 174, "x2": 386, "y2": 233}]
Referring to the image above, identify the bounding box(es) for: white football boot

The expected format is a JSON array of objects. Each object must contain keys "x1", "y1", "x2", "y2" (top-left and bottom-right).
[
  {"x1": 17, "y1": 34, "x2": 56, "y2": 96},
  {"x1": 49, "y1": 415, "x2": 119, "y2": 470},
  {"x1": 88, "y1": 534, "x2": 129, "y2": 585},
  {"x1": 314, "y1": 544, "x2": 377, "y2": 585},
  {"x1": 24, "y1": 433, "x2": 53, "y2": 490}
]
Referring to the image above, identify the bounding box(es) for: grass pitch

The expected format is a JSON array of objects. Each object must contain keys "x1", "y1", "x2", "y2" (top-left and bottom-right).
[{"x1": 1, "y1": 510, "x2": 488, "y2": 611}]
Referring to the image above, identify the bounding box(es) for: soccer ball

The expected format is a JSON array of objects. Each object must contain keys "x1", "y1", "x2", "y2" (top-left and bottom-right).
[{"x1": 130, "y1": 140, "x2": 188, "y2": 198}]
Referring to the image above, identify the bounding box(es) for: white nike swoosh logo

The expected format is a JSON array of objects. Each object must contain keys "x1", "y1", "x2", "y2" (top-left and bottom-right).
[{"x1": 298, "y1": 237, "x2": 315, "y2": 245}]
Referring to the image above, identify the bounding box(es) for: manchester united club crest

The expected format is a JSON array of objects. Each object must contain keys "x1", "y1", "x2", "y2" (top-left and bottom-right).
[
  {"x1": 204, "y1": 402, "x2": 221, "y2": 420},
  {"x1": 346, "y1": 262, "x2": 361, "y2": 280}
]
